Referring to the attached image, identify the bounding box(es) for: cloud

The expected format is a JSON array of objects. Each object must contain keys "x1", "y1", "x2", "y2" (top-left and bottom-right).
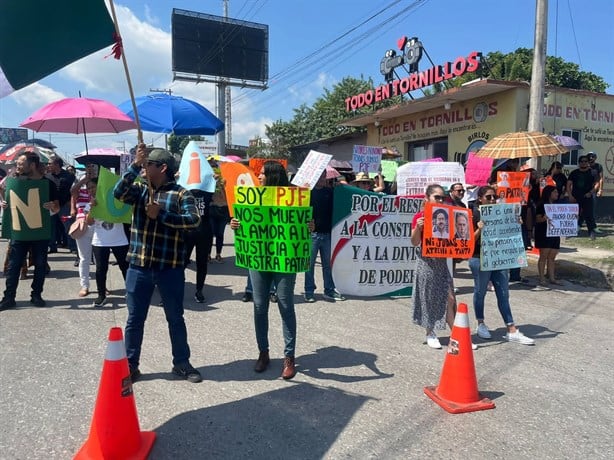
[{"x1": 10, "y1": 83, "x2": 65, "y2": 110}]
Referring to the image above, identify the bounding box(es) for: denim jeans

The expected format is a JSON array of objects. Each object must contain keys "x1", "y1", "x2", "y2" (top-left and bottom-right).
[
  {"x1": 245, "y1": 271, "x2": 276, "y2": 294},
  {"x1": 468, "y1": 257, "x2": 514, "y2": 325},
  {"x1": 304, "y1": 232, "x2": 336, "y2": 296},
  {"x1": 125, "y1": 265, "x2": 191, "y2": 368},
  {"x1": 3, "y1": 239, "x2": 49, "y2": 300},
  {"x1": 249, "y1": 269, "x2": 297, "y2": 357}
]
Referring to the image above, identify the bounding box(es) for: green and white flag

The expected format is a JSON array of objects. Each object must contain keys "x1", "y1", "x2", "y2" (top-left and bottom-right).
[{"x1": 0, "y1": 0, "x2": 116, "y2": 98}]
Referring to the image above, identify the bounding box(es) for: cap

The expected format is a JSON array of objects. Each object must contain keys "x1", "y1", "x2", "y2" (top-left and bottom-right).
[
  {"x1": 352, "y1": 171, "x2": 374, "y2": 184},
  {"x1": 148, "y1": 148, "x2": 176, "y2": 170},
  {"x1": 587, "y1": 151, "x2": 597, "y2": 159}
]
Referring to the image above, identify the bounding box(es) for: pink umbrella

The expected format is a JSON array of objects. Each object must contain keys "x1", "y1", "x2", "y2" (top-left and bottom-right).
[{"x1": 326, "y1": 165, "x2": 341, "y2": 179}]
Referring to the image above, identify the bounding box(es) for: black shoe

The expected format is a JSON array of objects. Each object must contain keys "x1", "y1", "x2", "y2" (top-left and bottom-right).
[
  {"x1": 73, "y1": 258, "x2": 80, "y2": 267},
  {"x1": 241, "y1": 292, "x2": 253, "y2": 302},
  {"x1": 93, "y1": 296, "x2": 107, "y2": 307},
  {"x1": 194, "y1": 290, "x2": 205, "y2": 303},
  {"x1": 270, "y1": 293, "x2": 278, "y2": 303},
  {"x1": 30, "y1": 295, "x2": 46, "y2": 307},
  {"x1": 0, "y1": 297, "x2": 16, "y2": 311},
  {"x1": 129, "y1": 366, "x2": 141, "y2": 383},
  {"x1": 254, "y1": 351, "x2": 270, "y2": 373},
  {"x1": 48, "y1": 248, "x2": 57, "y2": 254},
  {"x1": 172, "y1": 363, "x2": 202, "y2": 383}
]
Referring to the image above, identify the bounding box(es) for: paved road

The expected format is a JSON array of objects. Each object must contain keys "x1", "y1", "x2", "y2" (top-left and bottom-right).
[{"x1": 0, "y1": 233, "x2": 612, "y2": 459}]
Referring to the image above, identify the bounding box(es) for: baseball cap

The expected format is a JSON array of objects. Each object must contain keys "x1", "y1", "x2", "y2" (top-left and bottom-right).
[
  {"x1": 148, "y1": 148, "x2": 176, "y2": 171},
  {"x1": 587, "y1": 152, "x2": 597, "y2": 159}
]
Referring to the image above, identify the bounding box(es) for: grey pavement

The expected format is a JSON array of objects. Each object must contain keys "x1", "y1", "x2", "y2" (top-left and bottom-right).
[{"x1": 0, "y1": 230, "x2": 612, "y2": 459}]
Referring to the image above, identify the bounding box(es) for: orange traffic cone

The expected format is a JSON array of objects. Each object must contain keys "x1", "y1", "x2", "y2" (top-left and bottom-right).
[
  {"x1": 75, "y1": 327, "x2": 156, "y2": 459},
  {"x1": 424, "y1": 303, "x2": 495, "y2": 414}
]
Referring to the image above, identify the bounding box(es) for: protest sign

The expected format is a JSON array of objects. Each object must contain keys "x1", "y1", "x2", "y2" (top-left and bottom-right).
[
  {"x1": 249, "y1": 158, "x2": 287, "y2": 178},
  {"x1": 1, "y1": 178, "x2": 51, "y2": 240},
  {"x1": 479, "y1": 203, "x2": 527, "y2": 271},
  {"x1": 219, "y1": 162, "x2": 259, "y2": 217},
  {"x1": 351, "y1": 145, "x2": 382, "y2": 175},
  {"x1": 395, "y1": 161, "x2": 465, "y2": 196},
  {"x1": 89, "y1": 167, "x2": 132, "y2": 223},
  {"x1": 233, "y1": 186, "x2": 311, "y2": 273},
  {"x1": 370, "y1": 159, "x2": 398, "y2": 181},
  {"x1": 421, "y1": 202, "x2": 474, "y2": 258},
  {"x1": 119, "y1": 152, "x2": 133, "y2": 176},
  {"x1": 465, "y1": 152, "x2": 494, "y2": 186},
  {"x1": 177, "y1": 140, "x2": 216, "y2": 193},
  {"x1": 545, "y1": 204, "x2": 579, "y2": 237},
  {"x1": 290, "y1": 150, "x2": 332, "y2": 189},
  {"x1": 331, "y1": 186, "x2": 421, "y2": 296},
  {"x1": 496, "y1": 171, "x2": 530, "y2": 204}
]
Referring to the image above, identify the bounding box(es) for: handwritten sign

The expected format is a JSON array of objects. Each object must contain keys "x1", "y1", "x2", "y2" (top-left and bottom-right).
[
  {"x1": 422, "y1": 203, "x2": 475, "y2": 258},
  {"x1": 395, "y1": 161, "x2": 465, "y2": 196},
  {"x1": 90, "y1": 167, "x2": 133, "y2": 223},
  {"x1": 465, "y1": 152, "x2": 493, "y2": 186},
  {"x1": 496, "y1": 171, "x2": 530, "y2": 204},
  {"x1": 1, "y1": 178, "x2": 51, "y2": 241},
  {"x1": 545, "y1": 204, "x2": 579, "y2": 237},
  {"x1": 479, "y1": 203, "x2": 527, "y2": 271},
  {"x1": 249, "y1": 158, "x2": 288, "y2": 178},
  {"x1": 352, "y1": 145, "x2": 382, "y2": 174},
  {"x1": 291, "y1": 150, "x2": 332, "y2": 189},
  {"x1": 233, "y1": 186, "x2": 311, "y2": 273},
  {"x1": 370, "y1": 159, "x2": 398, "y2": 181},
  {"x1": 331, "y1": 186, "x2": 421, "y2": 297}
]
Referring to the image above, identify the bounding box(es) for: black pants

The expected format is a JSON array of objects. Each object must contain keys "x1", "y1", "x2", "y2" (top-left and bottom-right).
[
  {"x1": 184, "y1": 220, "x2": 213, "y2": 292},
  {"x1": 576, "y1": 195, "x2": 596, "y2": 232},
  {"x1": 92, "y1": 245, "x2": 129, "y2": 295}
]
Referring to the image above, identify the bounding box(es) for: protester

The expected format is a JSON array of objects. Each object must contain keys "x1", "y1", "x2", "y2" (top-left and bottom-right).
[
  {"x1": 534, "y1": 185, "x2": 562, "y2": 286},
  {"x1": 448, "y1": 182, "x2": 467, "y2": 208},
  {"x1": 304, "y1": 170, "x2": 345, "y2": 303},
  {"x1": 0, "y1": 152, "x2": 59, "y2": 310},
  {"x1": 230, "y1": 161, "x2": 309, "y2": 379},
  {"x1": 567, "y1": 155, "x2": 598, "y2": 240},
  {"x1": 87, "y1": 177, "x2": 129, "y2": 307},
  {"x1": 410, "y1": 184, "x2": 467, "y2": 349},
  {"x1": 469, "y1": 186, "x2": 535, "y2": 345},
  {"x1": 208, "y1": 160, "x2": 230, "y2": 263},
  {"x1": 184, "y1": 187, "x2": 213, "y2": 303},
  {"x1": 113, "y1": 145, "x2": 202, "y2": 383},
  {"x1": 587, "y1": 152, "x2": 603, "y2": 233},
  {"x1": 47, "y1": 156, "x2": 75, "y2": 253},
  {"x1": 545, "y1": 161, "x2": 567, "y2": 199},
  {"x1": 350, "y1": 171, "x2": 375, "y2": 191}
]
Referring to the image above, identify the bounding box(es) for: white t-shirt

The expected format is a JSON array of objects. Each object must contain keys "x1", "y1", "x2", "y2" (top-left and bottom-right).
[{"x1": 91, "y1": 220, "x2": 129, "y2": 247}]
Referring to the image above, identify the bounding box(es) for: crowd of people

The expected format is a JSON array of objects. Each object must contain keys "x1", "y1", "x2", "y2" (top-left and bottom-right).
[{"x1": 0, "y1": 147, "x2": 606, "y2": 382}]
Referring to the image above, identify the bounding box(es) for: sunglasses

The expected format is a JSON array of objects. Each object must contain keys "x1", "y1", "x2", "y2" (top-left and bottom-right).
[
  {"x1": 432, "y1": 195, "x2": 445, "y2": 201},
  {"x1": 483, "y1": 195, "x2": 496, "y2": 201},
  {"x1": 453, "y1": 189, "x2": 465, "y2": 193}
]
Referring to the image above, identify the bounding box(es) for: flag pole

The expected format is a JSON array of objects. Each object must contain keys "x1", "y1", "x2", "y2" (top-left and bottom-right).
[{"x1": 107, "y1": 0, "x2": 154, "y2": 203}]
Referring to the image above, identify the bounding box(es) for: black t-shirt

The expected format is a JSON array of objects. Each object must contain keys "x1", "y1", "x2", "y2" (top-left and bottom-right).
[
  {"x1": 310, "y1": 186, "x2": 334, "y2": 233},
  {"x1": 471, "y1": 205, "x2": 482, "y2": 258},
  {"x1": 568, "y1": 168, "x2": 596, "y2": 199}
]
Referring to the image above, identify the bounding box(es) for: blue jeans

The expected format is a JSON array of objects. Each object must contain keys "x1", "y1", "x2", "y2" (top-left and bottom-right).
[
  {"x1": 249, "y1": 269, "x2": 297, "y2": 357},
  {"x1": 125, "y1": 265, "x2": 191, "y2": 368},
  {"x1": 304, "y1": 232, "x2": 336, "y2": 296},
  {"x1": 245, "y1": 271, "x2": 276, "y2": 294},
  {"x1": 3, "y1": 239, "x2": 49, "y2": 300},
  {"x1": 468, "y1": 257, "x2": 514, "y2": 325}
]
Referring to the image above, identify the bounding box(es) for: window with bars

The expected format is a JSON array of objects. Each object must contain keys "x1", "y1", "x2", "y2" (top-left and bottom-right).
[{"x1": 560, "y1": 129, "x2": 581, "y2": 166}]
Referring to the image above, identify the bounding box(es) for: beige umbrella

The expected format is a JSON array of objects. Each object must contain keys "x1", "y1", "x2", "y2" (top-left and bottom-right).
[{"x1": 474, "y1": 131, "x2": 568, "y2": 159}]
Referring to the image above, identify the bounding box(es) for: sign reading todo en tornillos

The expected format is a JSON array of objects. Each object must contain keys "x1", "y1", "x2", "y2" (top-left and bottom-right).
[
  {"x1": 479, "y1": 203, "x2": 527, "y2": 271},
  {"x1": 233, "y1": 186, "x2": 312, "y2": 273}
]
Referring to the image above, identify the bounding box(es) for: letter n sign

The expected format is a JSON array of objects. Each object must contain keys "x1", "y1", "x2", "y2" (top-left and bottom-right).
[{"x1": 1, "y1": 178, "x2": 51, "y2": 241}]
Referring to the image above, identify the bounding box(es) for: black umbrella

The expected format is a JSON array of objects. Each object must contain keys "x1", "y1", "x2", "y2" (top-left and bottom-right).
[{"x1": 0, "y1": 138, "x2": 57, "y2": 153}]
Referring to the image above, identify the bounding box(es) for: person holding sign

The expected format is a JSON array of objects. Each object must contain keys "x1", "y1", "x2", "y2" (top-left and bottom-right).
[
  {"x1": 469, "y1": 186, "x2": 535, "y2": 346},
  {"x1": 0, "y1": 152, "x2": 59, "y2": 311},
  {"x1": 230, "y1": 161, "x2": 311, "y2": 380},
  {"x1": 113, "y1": 145, "x2": 202, "y2": 383},
  {"x1": 534, "y1": 185, "x2": 562, "y2": 286},
  {"x1": 410, "y1": 184, "x2": 460, "y2": 349}
]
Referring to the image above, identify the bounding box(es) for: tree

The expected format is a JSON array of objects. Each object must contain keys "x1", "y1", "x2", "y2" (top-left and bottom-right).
[{"x1": 167, "y1": 134, "x2": 205, "y2": 155}]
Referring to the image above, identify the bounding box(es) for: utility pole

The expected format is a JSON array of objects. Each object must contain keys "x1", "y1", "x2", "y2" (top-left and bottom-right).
[
  {"x1": 528, "y1": 0, "x2": 548, "y2": 170},
  {"x1": 149, "y1": 88, "x2": 173, "y2": 150},
  {"x1": 217, "y1": 0, "x2": 230, "y2": 156}
]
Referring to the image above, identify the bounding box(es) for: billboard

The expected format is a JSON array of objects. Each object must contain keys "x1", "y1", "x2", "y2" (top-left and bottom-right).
[
  {"x1": 171, "y1": 9, "x2": 268, "y2": 84},
  {"x1": 0, "y1": 128, "x2": 28, "y2": 144}
]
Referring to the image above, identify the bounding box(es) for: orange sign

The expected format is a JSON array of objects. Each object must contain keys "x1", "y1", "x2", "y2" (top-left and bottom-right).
[
  {"x1": 496, "y1": 171, "x2": 530, "y2": 204},
  {"x1": 422, "y1": 203, "x2": 474, "y2": 258},
  {"x1": 218, "y1": 162, "x2": 259, "y2": 217},
  {"x1": 248, "y1": 158, "x2": 287, "y2": 176}
]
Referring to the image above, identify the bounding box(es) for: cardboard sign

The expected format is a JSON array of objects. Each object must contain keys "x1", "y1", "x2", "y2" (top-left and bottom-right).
[
  {"x1": 331, "y1": 186, "x2": 421, "y2": 297},
  {"x1": 496, "y1": 171, "x2": 530, "y2": 204},
  {"x1": 233, "y1": 186, "x2": 311, "y2": 273},
  {"x1": 479, "y1": 203, "x2": 527, "y2": 271},
  {"x1": 465, "y1": 152, "x2": 494, "y2": 186},
  {"x1": 369, "y1": 159, "x2": 398, "y2": 181},
  {"x1": 545, "y1": 204, "x2": 579, "y2": 237},
  {"x1": 351, "y1": 145, "x2": 382, "y2": 174},
  {"x1": 1, "y1": 178, "x2": 51, "y2": 240},
  {"x1": 177, "y1": 140, "x2": 216, "y2": 193},
  {"x1": 291, "y1": 150, "x2": 332, "y2": 189},
  {"x1": 249, "y1": 158, "x2": 287, "y2": 178},
  {"x1": 89, "y1": 167, "x2": 133, "y2": 224},
  {"x1": 395, "y1": 161, "x2": 465, "y2": 196},
  {"x1": 219, "y1": 162, "x2": 259, "y2": 217},
  {"x1": 421, "y1": 202, "x2": 474, "y2": 258}
]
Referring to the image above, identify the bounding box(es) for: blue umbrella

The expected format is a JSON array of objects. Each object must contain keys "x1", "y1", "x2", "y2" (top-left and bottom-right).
[{"x1": 118, "y1": 93, "x2": 224, "y2": 136}]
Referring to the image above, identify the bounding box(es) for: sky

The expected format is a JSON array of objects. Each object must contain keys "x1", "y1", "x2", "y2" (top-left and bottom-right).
[{"x1": 0, "y1": 0, "x2": 612, "y2": 162}]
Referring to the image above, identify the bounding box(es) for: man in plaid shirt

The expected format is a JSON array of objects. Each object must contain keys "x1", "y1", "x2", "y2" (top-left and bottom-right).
[{"x1": 114, "y1": 145, "x2": 202, "y2": 383}]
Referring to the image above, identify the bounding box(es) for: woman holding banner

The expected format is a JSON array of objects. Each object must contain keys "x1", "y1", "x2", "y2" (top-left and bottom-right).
[
  {"x1": 469, "y1": 186, "x2": 535, "y2": 345},
  {"x1": 535, "y1": 185, "x2": 562, "y2": 286},
  {"x1": 230, "y1": 161, "x2": 305, "y2": 379},
  {"x1": 410, "y1": 184, "x2": 459, "y2": 349}
]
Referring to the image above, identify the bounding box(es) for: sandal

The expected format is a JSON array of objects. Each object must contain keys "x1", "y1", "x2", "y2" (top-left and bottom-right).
[{"x1": 78, "y1": 288, "x2": 89, "y2": 297}]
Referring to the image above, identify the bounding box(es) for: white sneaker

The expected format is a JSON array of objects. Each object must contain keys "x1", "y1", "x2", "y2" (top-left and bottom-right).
[
  {"x1": 477, "y1": 323, "x2": 492, "y2": 339},
  {"x1": 426, "y1": 333, "x2": 442, "y2": 349},
  {"x1": 504, "y1": 330, "x2": 535, "y2": 345},
  {"x1": 472, "y1": 341, "x2": 478, "y2": 350}
]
